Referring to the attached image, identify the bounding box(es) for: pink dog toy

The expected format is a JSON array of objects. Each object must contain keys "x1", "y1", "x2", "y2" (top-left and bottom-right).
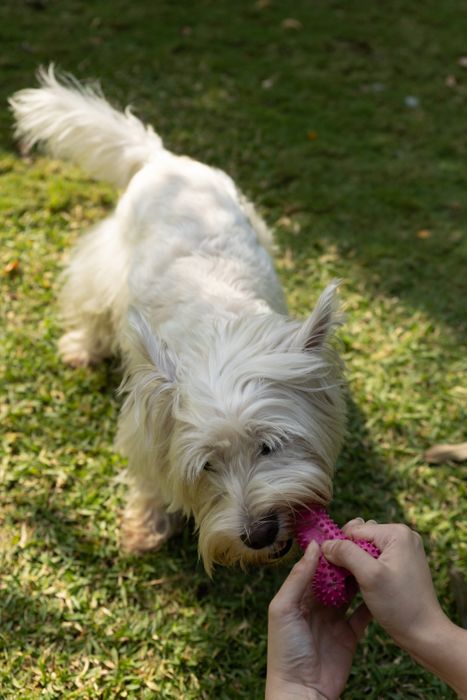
[{"x1": 294, "y1": 506, "x2": 380, "y2": 607}]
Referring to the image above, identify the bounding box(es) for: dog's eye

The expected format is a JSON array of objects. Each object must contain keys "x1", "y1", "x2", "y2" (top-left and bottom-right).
[
  {"x1": 260, "y1": 443, "x2": 273, "y2": 456},
  {"x1": 203, "y1": 461, "x2": 214, "y2": 472}
]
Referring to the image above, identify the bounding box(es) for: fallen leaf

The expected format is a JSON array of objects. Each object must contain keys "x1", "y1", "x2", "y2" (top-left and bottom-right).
[
  {"x1": 307, "y1": 130, "x2": 317, "y2": 140},
  {"x1": 425, "y1": 442, "x2": 467, "y2": 464},
  {"x1": 416, "y1": 229, "x2": 431, "y2": 239},
  {"x1": 4, "y1": 259, "x2": 20, "y2": 275},
  {"x1": 282, "y1": 18, "x2": 302, "y2": 30}
]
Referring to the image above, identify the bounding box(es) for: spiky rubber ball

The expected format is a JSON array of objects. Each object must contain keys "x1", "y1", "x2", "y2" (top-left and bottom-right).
[{"x1": 294, "y1": 506, "x2": 380, "y2": 607}]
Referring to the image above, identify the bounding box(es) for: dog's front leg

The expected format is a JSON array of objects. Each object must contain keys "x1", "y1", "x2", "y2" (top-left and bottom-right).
[{"x1": 120, "y1": 490, "x2": 184, "y2": 554}]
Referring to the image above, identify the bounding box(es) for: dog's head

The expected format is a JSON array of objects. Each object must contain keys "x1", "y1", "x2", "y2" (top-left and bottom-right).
[{"x1": 118, "y1": 282, "x2": 346, "y2": 574}]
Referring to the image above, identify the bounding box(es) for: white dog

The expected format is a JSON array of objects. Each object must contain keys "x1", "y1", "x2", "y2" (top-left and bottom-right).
[{"x1": 10, "y1": 67, "x2": 346, "y2": 573}]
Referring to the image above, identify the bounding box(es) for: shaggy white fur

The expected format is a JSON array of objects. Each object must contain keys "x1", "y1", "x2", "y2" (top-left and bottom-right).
[{"x1": 10, "y1": 67, "x2": 346, "y2": 573}]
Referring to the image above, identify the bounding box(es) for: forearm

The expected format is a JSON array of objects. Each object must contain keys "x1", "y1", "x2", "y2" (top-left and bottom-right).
[
  {"x1": 265, "y1": 677, "x2": 327, "y2": 700},
  {"x1": 405, "y1": 617, "x2": 467, "y2": 698}
]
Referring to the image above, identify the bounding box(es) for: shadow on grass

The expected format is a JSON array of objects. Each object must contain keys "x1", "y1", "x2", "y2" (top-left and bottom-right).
[
  {"x1": 1, "y1": 0, "x2": 466, "y2": 351},
  {"x1": 3, "y1": 395, "x2": 405, "y2": 634},
  {"x1": 277, "y1": 216, "x2": 466, "y2": 341},
  {"x1": 334, "y1": 395, "x2": 405, "y2": 524},
  {"x1": 2, "y1": 394, "x2": 450, "y2": 698},
  {"x1": 1, "y1": 2, "x2": 462, "y2": 695}
]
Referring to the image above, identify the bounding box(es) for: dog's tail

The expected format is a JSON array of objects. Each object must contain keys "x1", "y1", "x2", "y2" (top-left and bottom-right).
[{"x1": 9, "y1": 65, "x2": 163, "y2": 188}]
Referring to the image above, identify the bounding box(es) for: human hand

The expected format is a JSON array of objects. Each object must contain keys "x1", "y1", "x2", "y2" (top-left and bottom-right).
[
  {"x1": 266, "y1": 540, "x2": 371, "y2": 700},
  {"x1": 321, "y1": 521, "x2": 446, "y2": 655}
]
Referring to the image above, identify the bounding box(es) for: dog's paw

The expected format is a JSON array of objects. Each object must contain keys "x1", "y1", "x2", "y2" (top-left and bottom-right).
[
  {"x1": 120, "y1": 499, "x2": 184, "y2": 554},
  {"x1": 58, "y1": 330, "x2": 94, "y2": 367}
]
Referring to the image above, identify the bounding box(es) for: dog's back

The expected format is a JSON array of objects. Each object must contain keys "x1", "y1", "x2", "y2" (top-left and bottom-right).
[
  {"x1": 9, "y1": 66, "x2": 287, "y2": 356},
  {"x1": 10, "y1": 65, "x2": 279, "y2": 279}
]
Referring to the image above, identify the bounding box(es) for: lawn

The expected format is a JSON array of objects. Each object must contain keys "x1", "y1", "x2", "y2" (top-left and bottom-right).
[{"x1": 1, "y1": 1, "x2": 466, "y2": 698}]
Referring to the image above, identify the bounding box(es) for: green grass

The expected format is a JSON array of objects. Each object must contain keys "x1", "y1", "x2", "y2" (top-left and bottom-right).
[{"x1": 1, "y1": 1, "x2": 466, "y2": 697}]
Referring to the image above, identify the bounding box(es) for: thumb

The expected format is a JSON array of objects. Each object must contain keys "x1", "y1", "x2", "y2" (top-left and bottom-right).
[
  {"x1": 321, "y1": 539, "x2": 379, "y2": 583},
  {"x1": 269, "y1": 541, "x2": 320, "y2": 615}
]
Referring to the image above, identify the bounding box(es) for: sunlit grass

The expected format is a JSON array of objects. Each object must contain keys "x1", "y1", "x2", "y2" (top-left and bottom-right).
[{"x1": 1, "y1": 1, "x2": 466, "y2": 697}]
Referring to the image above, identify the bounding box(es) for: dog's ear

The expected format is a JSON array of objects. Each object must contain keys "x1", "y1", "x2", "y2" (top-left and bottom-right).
[
  {"x1": 293, "y1": 280, "x2": 343, "y2": 351},
  {"x1": 126, "y1": 307, "x2": 177, "y2": 382},
  {"x1": 117, "y1": 309, "x2": 177, "y2": 475}
]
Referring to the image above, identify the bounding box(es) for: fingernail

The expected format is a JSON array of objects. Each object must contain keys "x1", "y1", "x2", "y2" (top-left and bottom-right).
[{"x1": 304, "y1": 540, "x2": 319, "y2": 561}]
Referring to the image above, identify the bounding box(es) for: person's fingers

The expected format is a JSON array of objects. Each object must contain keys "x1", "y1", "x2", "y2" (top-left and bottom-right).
[
  {"x1": 347, "y1": 602, "x2": 372, "y2": 641},
  {"x1": 270, "y1": 541, "x2": 320, "y2": 612},
  {"x1": 342, "y1": 522, "x2": 392, "y2": 548},
  {"x1": 343, "y1": 517, "x2": 364, "y2": 531},
  {"x1": 342, "y1": 522, "x2": 380, "y2": 540},
  {"x1": 303, "y1": 538, "x2": 320, "y2": 564},
  {"x1": 343, "y1": 522, "x2": 413, "y2": 551},
  {"x1": 321, "y1": 539, "x2": 379, "y2": 580}
]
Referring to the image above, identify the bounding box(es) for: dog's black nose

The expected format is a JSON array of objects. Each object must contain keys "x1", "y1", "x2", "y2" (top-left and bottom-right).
[{"x1": 241, "y1": 513, "x2": 279, "y2": 549}]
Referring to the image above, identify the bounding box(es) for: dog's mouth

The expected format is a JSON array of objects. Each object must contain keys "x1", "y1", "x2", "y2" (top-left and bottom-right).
[{"x1": 268, "y1": 538, "x2": 293, "y2": 560}]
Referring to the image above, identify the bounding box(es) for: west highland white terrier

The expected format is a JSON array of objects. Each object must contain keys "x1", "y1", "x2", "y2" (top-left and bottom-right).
[{"x1": 10, "y1": 67, "x2": 346, "y2": 573}]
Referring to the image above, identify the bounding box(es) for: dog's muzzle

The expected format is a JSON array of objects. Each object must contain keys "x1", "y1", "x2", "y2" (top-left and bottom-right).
[
  {"x1": 240, "y1": 512, "x2": 293, "y2": 560},
  {"x1": 240, "y1": 511, "x2": 279, "y2": 549}
]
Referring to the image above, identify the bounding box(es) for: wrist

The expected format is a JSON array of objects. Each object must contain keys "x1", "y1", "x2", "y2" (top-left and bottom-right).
[
  {"x1": 403, "y1": 614, "x2": 467, "y2": 696},
  {"x1": 391, "y1": 604, "x2": 448, "y2": 657},
  {"x1": 401, "y1": 609, "x2": 453, "y2": 661}
]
